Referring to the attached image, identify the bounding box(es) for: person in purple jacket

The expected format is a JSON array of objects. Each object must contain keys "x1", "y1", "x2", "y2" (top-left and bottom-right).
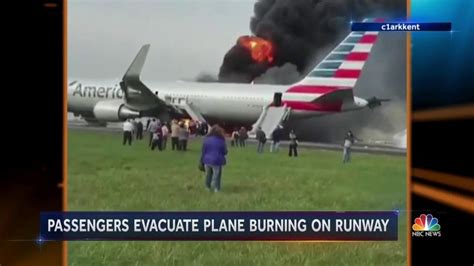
[{"x1": 200, "y1": 125, "x2": 228, "y2": 192}]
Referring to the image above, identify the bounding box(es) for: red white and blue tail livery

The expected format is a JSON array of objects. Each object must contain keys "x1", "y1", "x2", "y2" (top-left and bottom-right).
[{"x1": 284, "y1": 18, "x2": 385, "y2": 113}]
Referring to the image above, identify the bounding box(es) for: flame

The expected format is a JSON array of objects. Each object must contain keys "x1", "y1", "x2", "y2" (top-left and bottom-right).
[{"x1": 238, "y1": 36, "x2": 274, "y2": 64}]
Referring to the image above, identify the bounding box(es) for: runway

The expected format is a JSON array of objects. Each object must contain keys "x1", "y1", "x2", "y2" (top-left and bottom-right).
[{"x1": 68, "y1": 121, "x2": 406, "y2": 156}]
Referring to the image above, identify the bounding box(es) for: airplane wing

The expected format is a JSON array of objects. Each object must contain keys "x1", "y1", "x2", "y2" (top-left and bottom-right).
[{"x1": 120, "y1": 44, "x2": 178, "y2": 114}]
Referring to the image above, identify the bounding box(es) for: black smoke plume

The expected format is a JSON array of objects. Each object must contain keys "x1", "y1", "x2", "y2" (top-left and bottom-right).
[
  {"x1": 218, "y1": 0, "x2": 405, "y2": 83},
  {"x1": 195, "y1": 73, "x2": 219, "y2": 83}
]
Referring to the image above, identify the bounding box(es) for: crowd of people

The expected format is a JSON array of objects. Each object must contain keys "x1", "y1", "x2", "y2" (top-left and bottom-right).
[
  {"x1": 122, "y1": 118, "x2": 209, "y2": 151},
  {"x1": 230, "y1": 127, "x2": 249, "y2": 147},
  {"x1": 254, "y1": 125, "x2": 299, "y2": 157},
  {"x1": 123, "y1": 118, "x2": 359, "y2": 192}
]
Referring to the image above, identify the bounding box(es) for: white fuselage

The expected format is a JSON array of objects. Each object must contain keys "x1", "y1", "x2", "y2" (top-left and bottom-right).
[
  {"x1": 68, "y1": 79, "x2": 367, "y2": 124},
  {"x1": 149, "y1": 81, "x2": 284, "y2": 123}
]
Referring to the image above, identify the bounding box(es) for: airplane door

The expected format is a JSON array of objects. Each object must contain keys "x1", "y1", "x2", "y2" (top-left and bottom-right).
[
  {"x1": 273, "y1": 92, "x2": 282, "y2": 107},
  {"x1": 178, "y1": 97, "x2": 187, "y2": 105}
]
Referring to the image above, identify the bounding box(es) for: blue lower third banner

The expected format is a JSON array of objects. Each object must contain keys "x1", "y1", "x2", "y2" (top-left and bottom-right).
[{"x1": 41, "y1": 211, "x2": 398, "y2": 241}]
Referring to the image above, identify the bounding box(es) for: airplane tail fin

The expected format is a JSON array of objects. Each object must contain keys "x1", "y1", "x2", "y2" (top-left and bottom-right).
[
  {"x1": 123, "y1": 44, "x2": 150, "y2": 81},
  {"x1": 283, "y1": 18, "x2": 384, "y2": 111},
  {"x1": 288, "y1": 18, "x2": 384, "y2": 92}
]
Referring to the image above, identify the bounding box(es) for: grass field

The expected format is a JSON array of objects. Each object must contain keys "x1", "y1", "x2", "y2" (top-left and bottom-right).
[{"x1": 68, "y1": 130, "x2": 407, "y2": 266}]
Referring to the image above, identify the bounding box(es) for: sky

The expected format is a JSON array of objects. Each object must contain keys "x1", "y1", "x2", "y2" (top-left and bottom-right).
[
  {"x1": 68, "y1": 0, "x2": 406, "y2": 143},
  {"x1": 68, "y1": 0, "x2": 255, "y2": 81}
]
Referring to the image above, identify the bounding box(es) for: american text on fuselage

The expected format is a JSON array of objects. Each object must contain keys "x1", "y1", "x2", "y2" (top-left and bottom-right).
[{"x1": 72, "y1": 83, "x2": 124, "y2": 99}]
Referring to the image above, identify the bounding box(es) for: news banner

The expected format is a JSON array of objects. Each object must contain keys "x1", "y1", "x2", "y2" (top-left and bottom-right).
[{"x1": 41, "y1": 212, "x2": 398, "y2": 241}]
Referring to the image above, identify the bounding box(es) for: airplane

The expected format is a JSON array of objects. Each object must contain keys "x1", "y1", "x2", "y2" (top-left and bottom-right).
[{"x1": 68, "y1": 21, "x2": 389, "y2": 136}]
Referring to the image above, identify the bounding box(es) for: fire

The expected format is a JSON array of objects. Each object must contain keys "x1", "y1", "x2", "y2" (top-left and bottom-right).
[{"x1": 238, "y1": 36, "x2": 274, "y2": 64}]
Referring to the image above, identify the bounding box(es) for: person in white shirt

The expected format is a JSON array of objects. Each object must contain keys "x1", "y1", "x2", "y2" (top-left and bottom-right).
[
  {"x1": 161, "y1": 123, "x2": 170, "y2": 150},
  {"x1": 122, "y1": 119, "x2": 134, "y2": 145},
  {"x1": 231, "y1": 129, "x2": 239, "y2": 147},
  {"x1": 178, "y1": 123, "x2": 190, "y2": 151}
]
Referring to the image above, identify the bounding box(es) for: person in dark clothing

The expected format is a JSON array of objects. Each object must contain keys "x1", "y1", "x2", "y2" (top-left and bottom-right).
[
  {"x1": 256, "y1": 127, "x2": 266, "y2": 153},
  {"x1": 289, "y1": 130, "x2": 298, "y2": 157},
  {"x1": 270, "y1": 125, "x2": 284, "y2": 152},
  {"x1": 135, "y1": 119, "x2": 143, "y2": 140},
  {"x1": 238, "y1": 127, "x2": 248, "y2": 147},
  {"x1": 151, "y1": 127, "x2": 163, "y2": 151},
  {"x1": 195, "y1": 122, "x2": 201, "y2": 136},
  {"x1": 201, "y1": 122, "x2": 209, "y2": 135},
  {"x1": 146, "y1": 119, "x2": 151, "y2": 131},
  {"x1": 200, "y1": 125, "x2": 228, "y2": 192}
]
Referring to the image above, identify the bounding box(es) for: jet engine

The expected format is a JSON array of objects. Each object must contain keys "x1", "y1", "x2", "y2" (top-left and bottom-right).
[{"x1": 92, "y1": 100, "x2": 140, "y2": 121}]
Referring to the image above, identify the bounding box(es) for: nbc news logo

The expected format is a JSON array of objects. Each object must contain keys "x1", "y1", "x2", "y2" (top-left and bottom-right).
[{"x1": 412, "y1": 214, "x2": 441, "y2": 237}]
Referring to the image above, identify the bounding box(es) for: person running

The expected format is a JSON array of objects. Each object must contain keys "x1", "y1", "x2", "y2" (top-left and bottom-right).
[
  {"x1": 200, "y1": 125, "x2": 228, "y2": 192},
  {"x1": 270, "y1": 125, "x2": 284, "y2": 152},
  {"x1": 122, "y1": 119, "x2": 134, "y2": 146},
  {"x1": 256, "y1": 127, "x2": 266, "y2": 153},
  {"x1": 288, "y1": 130, "x2": 298, "y2": 157}
]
